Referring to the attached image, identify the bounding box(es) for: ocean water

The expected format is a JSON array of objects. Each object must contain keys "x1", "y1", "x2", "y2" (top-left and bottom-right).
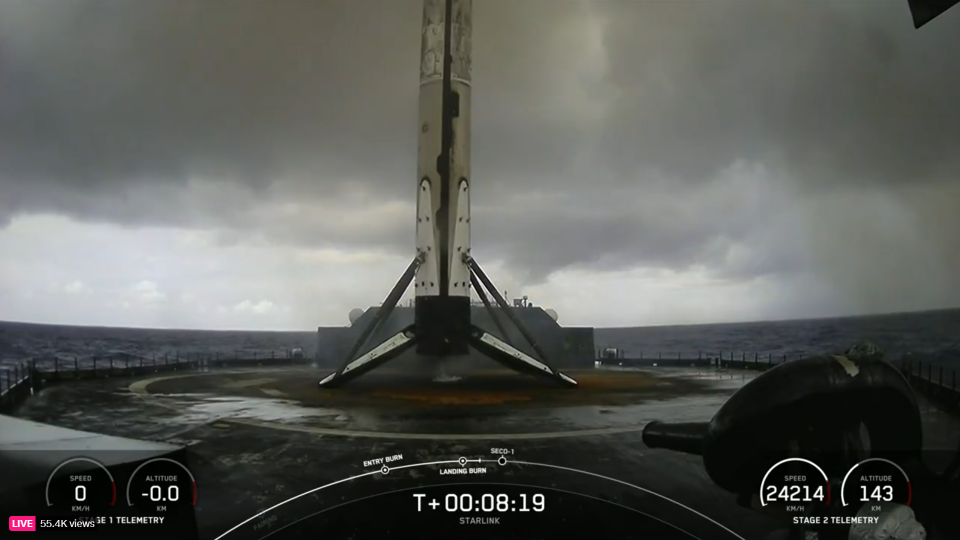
[
  {"x1": 1, "y1": 308, "x2": 958, "y2": 371},
  {"x1": 595, "y1": 308, "x2": 960, "y2": 359}
]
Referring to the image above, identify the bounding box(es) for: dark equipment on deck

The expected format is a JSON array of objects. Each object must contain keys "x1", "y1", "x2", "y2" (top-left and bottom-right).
[{"x1": 644, "y1": 352, "x2": 960, "y2": 539}]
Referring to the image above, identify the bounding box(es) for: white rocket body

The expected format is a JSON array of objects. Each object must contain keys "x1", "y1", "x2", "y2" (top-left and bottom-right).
[{"x1": 415, "y1": 0, "x2": 472, "y2": 301}]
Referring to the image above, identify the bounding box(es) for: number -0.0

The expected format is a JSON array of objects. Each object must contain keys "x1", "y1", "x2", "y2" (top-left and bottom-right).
[{"x1": 146, "y1": 485, "x2": 179, "y2": 502}]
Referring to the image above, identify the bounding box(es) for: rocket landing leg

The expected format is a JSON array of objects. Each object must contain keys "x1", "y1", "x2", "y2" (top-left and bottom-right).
[
  {"x1": 469, "y1": 328, "x2": 579, "y2": 387},
  {"x1": 317, "y1": 196, "x2": 577, "y2": 389},
  {"x1": 317, "y1": 260, "x2": 579, "y2": 388},
  {"x1": 317, "y1": 327, "x2": 418, "y2": 388}
]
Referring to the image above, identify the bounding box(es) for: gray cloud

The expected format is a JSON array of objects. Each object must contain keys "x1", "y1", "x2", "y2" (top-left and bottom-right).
[
  {"x1": 597, "y1": 1, "x2": 960, "y2": 187},
  {"x1": 1, "y1": 0, "x2": 958, "y2": 319}
]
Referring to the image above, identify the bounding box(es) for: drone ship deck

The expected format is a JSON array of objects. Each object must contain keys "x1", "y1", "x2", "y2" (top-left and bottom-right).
[
  {"x1": 4, "y1": 361, "x2": 958, "y2": 539},
  {"x1": 3, "y1": 364, "x2": 775, "y2": 539}
]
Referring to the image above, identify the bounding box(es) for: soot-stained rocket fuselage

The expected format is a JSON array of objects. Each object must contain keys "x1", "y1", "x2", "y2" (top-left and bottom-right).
[{"x1": 414, "y1": 0, "x2": 473, "y2": 357}]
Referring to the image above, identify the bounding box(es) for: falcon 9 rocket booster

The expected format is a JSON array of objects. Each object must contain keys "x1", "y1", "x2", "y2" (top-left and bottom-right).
[{"x1": 317, "y1": 0, "x2": 577, "y2": 389}]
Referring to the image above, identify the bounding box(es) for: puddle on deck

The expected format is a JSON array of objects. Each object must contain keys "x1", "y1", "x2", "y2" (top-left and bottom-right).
[
  {"x1": 599, "y1": 365, "x2": 759, "y2": 390},
  {"x1": 153, "y1": 393, "x2": 347, "y2": 425}
]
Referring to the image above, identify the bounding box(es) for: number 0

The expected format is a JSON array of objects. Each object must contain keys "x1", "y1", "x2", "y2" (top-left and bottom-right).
[{"x1": 75, "y1": 485, "x2": 86, "y2": 502}]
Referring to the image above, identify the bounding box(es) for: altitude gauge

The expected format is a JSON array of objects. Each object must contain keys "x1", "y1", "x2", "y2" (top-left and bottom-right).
[
  {"x1": 45, "y1": 457, "x2": 117, "y2": 511},
  {"x1": 759, "y1": 458, "x2": 830, "y2": 517},
  {"x1": 841, "y1": 458, "x2": 911, "y2": 507},
  {"x1": 126, "y1": 458, "x2": 197, "y2": 511}
]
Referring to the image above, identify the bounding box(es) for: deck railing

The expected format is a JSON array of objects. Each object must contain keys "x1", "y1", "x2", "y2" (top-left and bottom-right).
[
  {"x1": 1, "y1": 349, "x2": 957, "y2": 415},
  {"x1": 0, "y1": 351, "x2": 310, "y2": 413},
  {"x1": 899, "y1": 355, "x2": 960, "y2": 413},
  {"x1": 595, "y1": 350, "x2": 803, "y2": 367}
]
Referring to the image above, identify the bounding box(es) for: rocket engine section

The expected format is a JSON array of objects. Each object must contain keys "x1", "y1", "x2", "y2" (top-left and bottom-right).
[{"x1": 415, "y1": 0, "x2": 473, "y2": 357}]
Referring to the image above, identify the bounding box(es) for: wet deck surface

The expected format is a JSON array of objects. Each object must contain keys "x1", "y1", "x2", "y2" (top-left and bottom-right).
[{"x1": 10, "y1": 366, "x2": 960, "y2": 539}]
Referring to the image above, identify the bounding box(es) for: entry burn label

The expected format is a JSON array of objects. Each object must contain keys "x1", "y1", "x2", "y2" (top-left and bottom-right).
[{"x1": 363, "y1": 454, "x2": 403, "y2": 468}]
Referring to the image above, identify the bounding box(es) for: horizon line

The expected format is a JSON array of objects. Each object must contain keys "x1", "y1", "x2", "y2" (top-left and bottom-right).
[{"x1": 1, "y1": 305, "x2": 957, "y2": 333}]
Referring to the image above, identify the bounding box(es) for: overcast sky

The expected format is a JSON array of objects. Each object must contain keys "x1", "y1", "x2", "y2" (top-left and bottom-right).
[{"x1": 1, "y1": 0, "x2": 958, "y2": 331}]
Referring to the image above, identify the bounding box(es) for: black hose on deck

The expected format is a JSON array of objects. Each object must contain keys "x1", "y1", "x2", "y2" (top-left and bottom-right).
[{"x1": 642, "y1": 421, "x2": 709, "y2": 456}]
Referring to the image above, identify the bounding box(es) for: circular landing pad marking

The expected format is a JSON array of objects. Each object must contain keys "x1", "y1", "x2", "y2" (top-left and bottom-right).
[
  {"x1": 127, "y1": 368, "x2": 313, "y2": 396},
  {"x1": 351, "y1": 370, "x2": 673, "y2": 406},
  {"x1": 369, "y1": 390, "x2": 534, "y2": 405},
  {"x1": 223, "y1": 418, "x2": 648, "y2": 440},
  {"x1": 127, "y1": 368, "x2": 693, "y2": 440},
  {"x1": 133, "y1": 368, "x2": 688, "y2": 408}
]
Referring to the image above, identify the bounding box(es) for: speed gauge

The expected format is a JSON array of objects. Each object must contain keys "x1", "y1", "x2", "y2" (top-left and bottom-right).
[
  {"x1": 759, "y1": 458, "x2": 830, "y2": 518},
  {"x1": 45, "y1": 457, "x2": 117, "y2": 511}
]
